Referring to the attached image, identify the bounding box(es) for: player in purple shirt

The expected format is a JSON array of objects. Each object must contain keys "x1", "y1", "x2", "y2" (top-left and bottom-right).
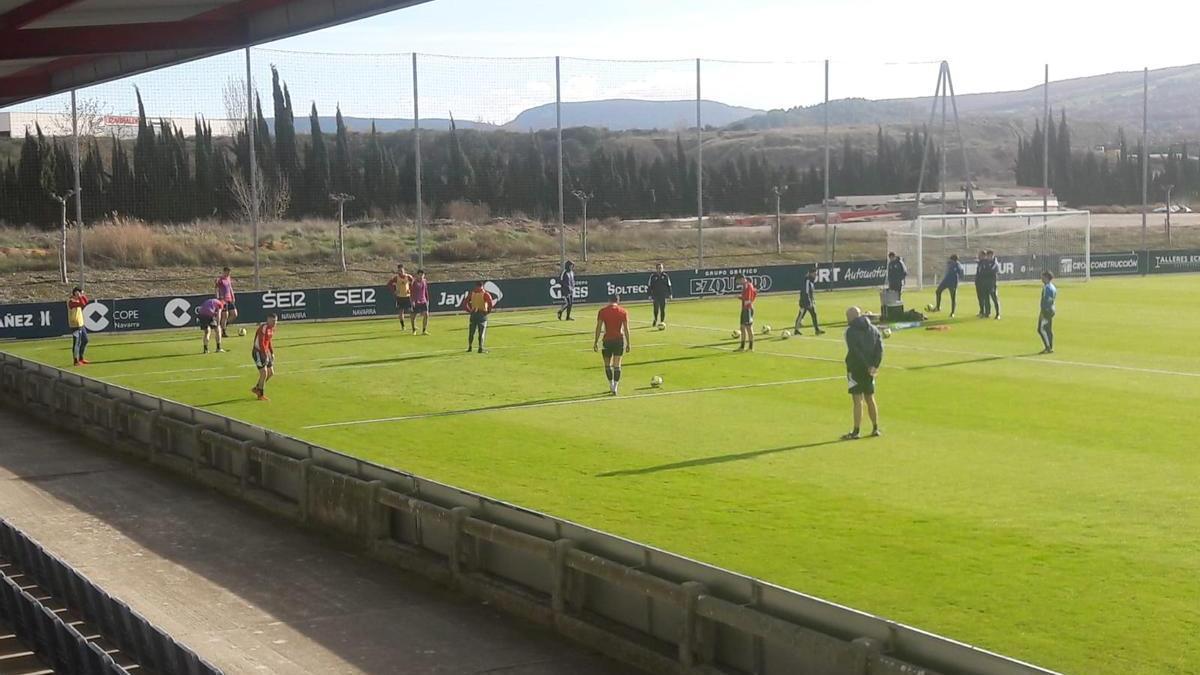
[
  {"x1": 411, "y1": 269, "x2": 431, "y2": 335},
  {"x1": 215, "y1": 267, "x2": 238, "y2": 338},
  {"x1": 198, "y1": 297, "x2": 226, "y2": 354}
]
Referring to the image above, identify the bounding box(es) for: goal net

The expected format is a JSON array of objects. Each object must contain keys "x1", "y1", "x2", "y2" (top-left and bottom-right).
[{"x1": 887, "y1": 210, "x2": 1092, "y2": 289}]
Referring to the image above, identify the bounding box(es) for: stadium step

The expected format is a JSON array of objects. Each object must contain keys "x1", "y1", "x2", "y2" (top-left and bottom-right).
[{"x1": 0, "y1": 624, "x2": 53, "y2": 675}]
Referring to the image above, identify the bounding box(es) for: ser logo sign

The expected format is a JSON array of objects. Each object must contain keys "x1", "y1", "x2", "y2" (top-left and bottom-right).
[
  {"x1": 262, "y1": 290, "x2": 308, "y2": 321},
  {"x1": 333, "y1": 288, "x2": 378, "y2": 317}
]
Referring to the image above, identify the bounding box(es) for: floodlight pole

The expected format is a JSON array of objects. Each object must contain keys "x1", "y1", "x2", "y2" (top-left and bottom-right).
[
  {"x1": 696, "y1": 58, "x2": 704, "y2": 271},
  {"x1": 413, "y1": 52, "x2": 424, "y2": 268},
  {"x1": 556, "y1": 56, "x2": 565, "y2": 267},
  {"x1": 1141, "y1": 67, "x2": 1149, "y2": 274},
  {"x1": 1042, "y1": 64, "x2": 1049, "y2": 215},
  {"x1": 245, "y1": 47, "x2": 260, "y2": 289},
  {"x1": 70, "y1": 90, "x2": 84, "y2": 289},
  {"x1": 822, "y1": 59, "x2": 831, "y2": 287}
]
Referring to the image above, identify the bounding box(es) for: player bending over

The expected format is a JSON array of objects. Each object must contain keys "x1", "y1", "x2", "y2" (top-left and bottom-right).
[
  {"x1": 67, "y1": 286, "x2": 90, "y2": 366},
  {"x1": 594, "y1": 293, "x2": 631, "y2": 395},
  {"x1": 842, "y1": 306, "x2": 883, "y2": 440},
  {"x1": 1038, "y1": 271, "x2": 1057, "y2": 354},
  {"x1": 411, "y1": 269, "x2": 430, "y2": 335},
  {"x1": 736, "y1": 273, "x2": 757, "y2": 351},
  {"x1": 648, "y1": 263, "x2": 672, "y2": 327},
  {"x1": 933, "y1": 254, "x2": 964, "y2": 316},
  {"x1": 216, "y1": 267, "x2": 238, "y2": 338},
  {"x1": 794, "y1": 268, "x2": 824, "y2": 335},
  {"x1": 463, "y1": 280, "x2": 494, "y2": 353},
  {"x1": 557, "y1": 261, "x2": 576, "y2": 321},
  {"x1": 388, "y1": 264, "x2": 415, "y2": 331},
  {"x1": 198, "y1": 298, "x2": 226, "y2": 354},
  {"x1": 251, "y1": 313, "x2": 278, "y2": 401}
]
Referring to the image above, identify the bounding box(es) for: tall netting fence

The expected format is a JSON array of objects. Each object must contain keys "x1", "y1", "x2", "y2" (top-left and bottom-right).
[{"x1": 1, "y1": 51, "x2": 1195, "y2": 301}]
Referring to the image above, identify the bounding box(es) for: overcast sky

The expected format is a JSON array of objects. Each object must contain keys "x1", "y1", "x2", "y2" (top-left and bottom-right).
[{"x1": 8, "y1": 0, "x2": 1200, "y2": 125}]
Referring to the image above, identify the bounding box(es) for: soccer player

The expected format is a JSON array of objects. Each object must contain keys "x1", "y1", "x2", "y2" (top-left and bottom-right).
[
  {"x1": 984, "y1": 249, "x2": 1001, "y2": 319},
  {"x1": 462, "y1": 280, "x2": 494, "y2": 353},
  {"x1": 387, "y1": 264, "x2": 414, "y2": 330},
  {"x1": 593, "y1": 293, "x2": 631, "y2": 395},
  {"x1": 250, "y1": 313, "x2": 277, "y2": 401},
  {"x1": 841, "y1": 306, "x2": 883, "y2": 440},
  {"x1": 886, "y1": 252, "x2": 907, "y2": 298},
  {"x1": 67, "y1": 286, "x2": 90, "y2": 366},
  {"x1": 1038, "y1": 271, "x2": 1057, "y2": 354},
  {"x1": 794, "y1": 268, "x2": 824, "y2": 335},
  {"x1": 556, "y1": 260, "x2": 576, "y2": 321},
  {"x1": 215, "y1": 267, "x2": 238, "y2": 338},
  {"x1": 411, "y1": 269, "x2": 430, "y2": 335},
  {"x1": 933, "y1": 254, "x2": 965, "y2": 316},
  {"x1": 736, "y1": 273, "x2": 756, "y2": 352},
  {"x1": 198, "y1": 297, "x2": 226, "y2": 354},
  {"x1": 648, "y1": 263, "x2": 672, "y2": 327},
  {"x1": 973, "y1": 249, "x2": 990, "y2": 317}
]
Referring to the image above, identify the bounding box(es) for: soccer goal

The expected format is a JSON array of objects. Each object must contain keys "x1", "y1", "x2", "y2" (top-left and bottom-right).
[{"x1": 887, "y1": 210, "x2": 1092, "y2": 289}]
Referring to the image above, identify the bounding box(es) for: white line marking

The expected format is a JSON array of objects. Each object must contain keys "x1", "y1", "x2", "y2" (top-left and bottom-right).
[{"x1": 302, "y1": 375, "x2": 844, "y2": 430}]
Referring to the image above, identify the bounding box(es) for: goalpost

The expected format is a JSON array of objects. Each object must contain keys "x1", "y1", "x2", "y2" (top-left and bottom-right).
[{"x1": 888, "y1": 210, "x2": 1092, "y2": 289}]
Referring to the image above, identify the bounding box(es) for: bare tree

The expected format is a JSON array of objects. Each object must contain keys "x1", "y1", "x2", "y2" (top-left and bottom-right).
[
  {"x1": 51, "y1": 96, "x2": 119, "y2": 139},
  {"x1": 49, "y1": 190, "x2": 78, "y2": 283},
  {"x1": 230, "y1": 165, "x2": 290, "y2": 225},
  {"x1": 222, "y1": 76, "x2": 249, "y2": 127}
]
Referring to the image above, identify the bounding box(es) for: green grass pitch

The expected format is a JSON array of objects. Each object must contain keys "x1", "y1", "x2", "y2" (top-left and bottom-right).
[{"x1": 5, "y1": 276, "x2": 1199, "y2": 674}]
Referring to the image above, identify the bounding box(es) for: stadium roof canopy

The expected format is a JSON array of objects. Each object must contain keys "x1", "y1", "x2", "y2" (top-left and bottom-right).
[{"x1": 0, "y1": 0, "x2": 431, "y2": 108}]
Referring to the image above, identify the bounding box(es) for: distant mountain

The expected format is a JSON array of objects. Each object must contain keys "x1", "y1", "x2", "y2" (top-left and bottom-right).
[
  {"x1": 266, "y1": 116, "x2": 497, "y2": 135},
  {"x1": 504, "y1": 99, "x2": 764, "y2": 132},
  {"x1": 730, "y1": 63, "x2": 1200, "y2": 139}
]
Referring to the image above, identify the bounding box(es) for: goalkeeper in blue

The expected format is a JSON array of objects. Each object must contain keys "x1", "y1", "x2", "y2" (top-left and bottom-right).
[
  {"x1": 933, "y1": 254, "x2": 964, "y2": 316},
  {"x1": 1037, "y1": 271, "x2": 1057, "y2": 354}
]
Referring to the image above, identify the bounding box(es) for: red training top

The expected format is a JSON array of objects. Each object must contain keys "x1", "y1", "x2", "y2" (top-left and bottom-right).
[
  {"x1": 740, "y1": 282, "x2": 757, "y2": 308},
  {"x1": 254, "y1": 323, "x2": 275, "y2": 353},
  {"x1": 597, "y1": 304, "x2": 628, "y2": 340}
]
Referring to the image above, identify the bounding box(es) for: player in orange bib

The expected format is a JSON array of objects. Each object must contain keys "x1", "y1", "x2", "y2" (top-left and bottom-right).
[
  {"x1": 736, "y1": 273, "x2": 757, "y2": 352},
  {"x1": 250, "y1": 313, "x2": 277, "y2": 401},
  {"x1": 593, "y1": 293, "x2": 631, "y2": 395}
]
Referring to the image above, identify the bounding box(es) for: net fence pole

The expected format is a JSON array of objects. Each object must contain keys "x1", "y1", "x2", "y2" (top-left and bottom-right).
[
  {"x1": 246, "y1": 47, "x2": 260, "y2": 290},
  {"x1": 696, "y1": 58, "x2": 703, "y2": 270},
  {"x1": 916, "y1": 217, "x2": 923, "y2": 291},
  {"x1": 1085, "y1": 211, "x2": 1092, "y2": 281},
  {"x1": 413, "y1": 52, "x2": 423, "y2": 269},
  {"x1": 556, "y1": 56, "x2": 565, "y2": 267},
  {"x1": 1042, "y1": 64, "x2": 1050, "y2": 272},
  {"x1": 71, "y1": 89, "x2": 84, "y2": 290},
  {"x1": 822, "y1": 59, "x2": 830, "y2": 285},
  {"x1": 1141, "y1": 66, "x2": 1149, "y2": 275}
]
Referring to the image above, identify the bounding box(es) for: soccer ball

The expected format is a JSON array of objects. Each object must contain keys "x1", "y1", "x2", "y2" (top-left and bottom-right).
[
  {"x1": 881, "y1": 327, "x2": 893, "y2": 339},
  {"x1": 731, "y1": 330, "x2": 740, "y2": 339},
  {"x1": 781, "y1": 330, "x2": 791, "y2": 339},
  {"x1": 762, "y1": 325, "x2": 772, "y2": 335},
  {"x1": 657, "y1": 323, "x2": 667, "y2": 331},
  {"x1": 650, "y1": 375, "x2": 664, "y2": 388},
  {"x1": 925, "y1": 304, "x2": 936, "y2": 312},
  {"x1": 238, "y1": 328, "x2": 247, "y2": 337}
]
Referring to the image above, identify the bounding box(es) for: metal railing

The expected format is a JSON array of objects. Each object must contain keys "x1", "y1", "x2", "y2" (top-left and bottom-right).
[{"x1": 0, "y1": 351, "x2": 1060, "y2": 675}]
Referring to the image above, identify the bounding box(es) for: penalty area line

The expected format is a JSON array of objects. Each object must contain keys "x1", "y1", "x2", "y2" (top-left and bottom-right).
[{"x1": 302, "y1": 374, "x2": 844, "y2": 430}]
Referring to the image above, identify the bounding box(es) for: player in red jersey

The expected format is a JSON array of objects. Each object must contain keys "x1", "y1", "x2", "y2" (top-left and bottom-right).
[
  {"x1": 735, "y1": 273, "x2": 757, "y2": 352},
  {"x1": 250, "y1": 313, "x2": 277, "y2": 401},
  {"x1": 593, "y1": 293, "x2": 631, "y2": 395}
]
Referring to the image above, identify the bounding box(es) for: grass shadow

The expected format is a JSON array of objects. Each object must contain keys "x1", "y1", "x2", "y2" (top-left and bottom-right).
[
  {"x1": 323, "y1": 352, "x2": 456, "y2": 368},
  {"x1": 597, "y1": 439, "x2": 846, "y2": 478},
  {"x1": 904, "y1": 353, "x2": 1043, "y2": 371}
]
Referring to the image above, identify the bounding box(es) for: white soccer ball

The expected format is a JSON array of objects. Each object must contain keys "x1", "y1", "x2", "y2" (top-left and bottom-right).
[
  {"x1": 781, "y1": 330, "x2": 791, "y2": 339},
  {"x1": 731, "y1": 330, "x2": 740, "y2": 339},
  {"x1": 238, "y1": 327, "x2": 247, "y2": 337},
  {"x1": 925, "y1": 304, "x2": 936, "y2": 312},
  {"x1": 650, "y1": 375, "x2": 664, "y2": 388},
  {"x1": 762, "y1": 325, "x2": 772, "y2": 335},
  {"x1": 657, "y1": 323, "x2": 667, "y2": 331},
  {"x1": 881, "y1": 327, "x2": 893, "y2": 339}
]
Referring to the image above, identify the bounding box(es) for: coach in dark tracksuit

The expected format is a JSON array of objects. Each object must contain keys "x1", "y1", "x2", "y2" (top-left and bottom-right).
[
  {"x1": 983, "y1": 250, "x2": 1001, "y2": 319},
  {"x1": 973, "y1": 250, "x2": 989, "y2": 316},
  {"x1": 648, "y1": 263, "x2": 672, "y2": 326},
  {"x1": 841, "y1": 306, "x2": 883, "y2": 440},
  {"x1": 934, "y1": 254, "x2": 965, "y2": 316},
  {"x1": 886, "y1": 252, "x2": 907, "y2": 298},
  {"x1": 556, "y1": 260, "x2": 576, "y2": 321},
  {"x1": 794, "y1": 268, "x2": 824, "y2": 335}
]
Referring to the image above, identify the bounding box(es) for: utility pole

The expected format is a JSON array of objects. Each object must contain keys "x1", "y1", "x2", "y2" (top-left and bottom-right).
[
  {"x1": 51, "y1": 190, "x2": 77, "y2": 284},
  {"x1": 1164, "y1": 183, "x2": 1174, "y2": 244},
  {"x1": 245, "y1": 47, "x2": 260, "y2": 289},
  {"x1": 556, "y1": 56, "x2": 565, "y2": 268},
  {"x1": 571, "y1": 189, "x2": 593, "y2": 262},
  {"x1": 772, "y1": 185, "x2": 787, "y2": 254},
  {"x1": 1141, "y1": 66, "x2": 1149, "y2": 271},
  {"x1": 822, "y1": 59, "x2": 831, "y2": 285},
  {"x1": 330, "y1": 193, "x2": 355, "y2": 272},
  {"x1": 71, "y1": 89, "x2": 83, "y2": 289}
]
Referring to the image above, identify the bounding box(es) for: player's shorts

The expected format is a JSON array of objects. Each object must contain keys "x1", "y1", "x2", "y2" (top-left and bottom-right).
[
  {"x1": 413, "y1": 302, "x2": 429, "y2": 314},
  {"x1": 395, "y1": 296, "x2": 413, "y2": 311},
  {"x1": 252, "y1": 349, "x2": 274, "y2": 370},
  {"x1": 469, "y1": 311, "x2": 488, "y2": 327},
  {"x1": 847, "y1": 367, "x2": 875, "y2": 396},
  {"x1": 740, "y1": 307, "x2": 754, "y2": 325},
  {"x1": 601, "y1": 338, "x2": 626, "y2": 358},
  {"x1": 198, "y1": 314, "x2": 215, "y2": 330},
  {"x1": 220, "y1": 300, "x2": 236, "y2": 311}
]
